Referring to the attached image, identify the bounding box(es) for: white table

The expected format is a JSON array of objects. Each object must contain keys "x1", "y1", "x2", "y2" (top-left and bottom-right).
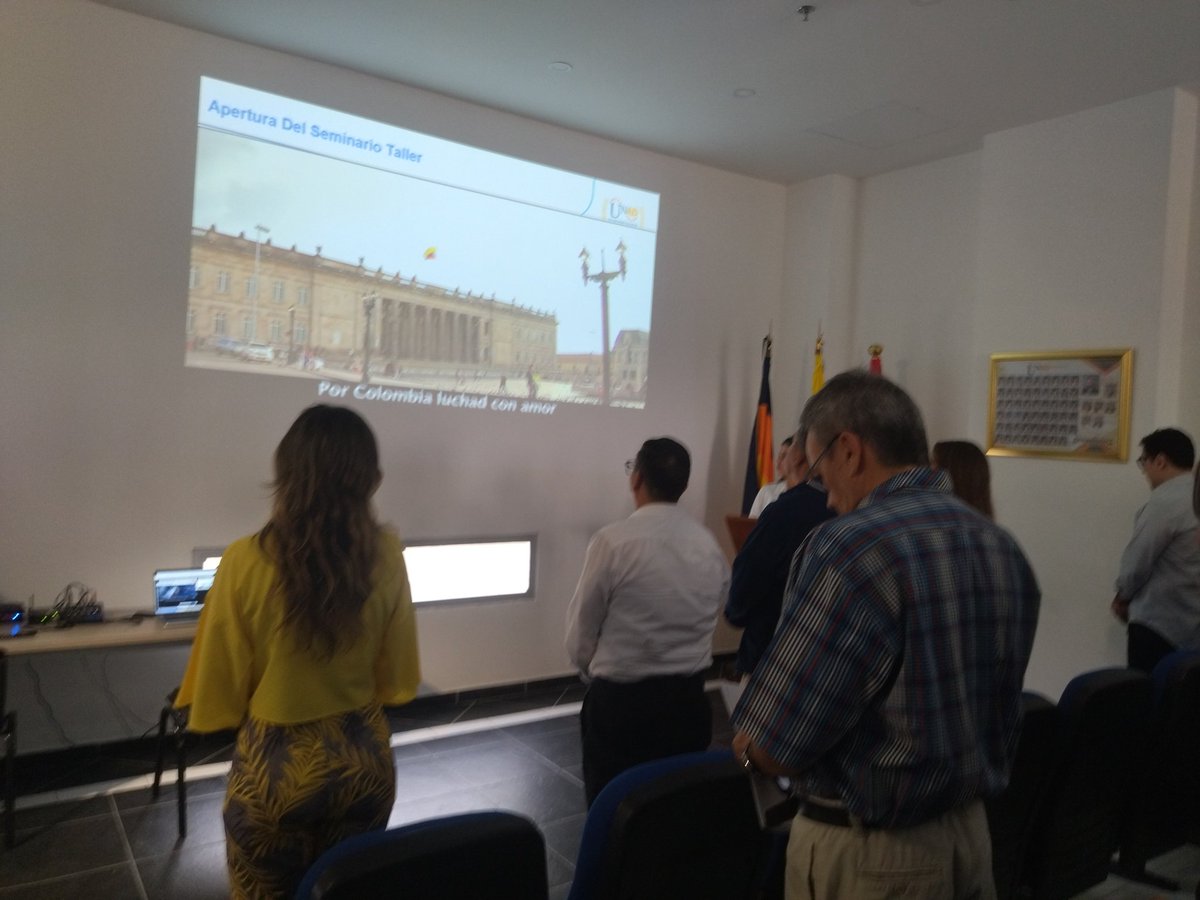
[
  {"x1": 2, "y1": 617, "x2": 198, "y2": 754},
  {"x1": 2, "y1": 618, "x2": 196, "y2": 655}
]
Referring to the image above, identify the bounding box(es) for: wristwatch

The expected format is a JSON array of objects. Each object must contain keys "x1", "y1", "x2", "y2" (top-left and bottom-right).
[{"x1": 739, "y1": 744, "x2": 756, "y2": 773}]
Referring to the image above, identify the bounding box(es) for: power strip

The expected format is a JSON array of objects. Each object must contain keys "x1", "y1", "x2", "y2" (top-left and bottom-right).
[{"x1": 29, "y1": 605, "x2": 104, "y2": 625}]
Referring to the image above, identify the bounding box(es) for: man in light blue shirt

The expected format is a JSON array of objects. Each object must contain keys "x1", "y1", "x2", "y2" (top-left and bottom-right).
[{"x1": 1112, "y1": 427, "x2": 1200, "y2": 672}]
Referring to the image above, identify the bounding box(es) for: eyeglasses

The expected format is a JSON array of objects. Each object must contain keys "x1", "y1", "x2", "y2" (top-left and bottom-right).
[
  {"x1": 805, "y1": 434, "x2": 840, "y2": 488},
  {"x1": 624, "y1": 459, "x2": 636, "y2": 475},
  {"x1": 1136, "y1": 453, "x2": 1152, "y2": 470}
]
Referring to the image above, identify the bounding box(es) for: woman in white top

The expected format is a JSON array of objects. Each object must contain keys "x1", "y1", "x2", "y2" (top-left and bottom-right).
[{"x1": 749, "y1": 435, "x2": 796, "y2": 517}]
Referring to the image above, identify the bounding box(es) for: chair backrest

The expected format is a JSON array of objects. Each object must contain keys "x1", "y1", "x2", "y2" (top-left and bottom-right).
[
  {"x1": 985, "y1": 691, "x2": 1060, "y2": 900},
  {"x1": 294, "y1": 811, "x2": 548, "y2": 900},
  {"x1": 568, "y1": 749, "x2": 766, "y2": 900},
  {"x1": 1152, "y1": 650, "x2": 1200, "y2": 800},
  {"x1": 1117, "y1": 650, "x2": 1200, "y2": 869},
  {"x1": 1022, "y1": 667, "x2": 1152, "y2": 900}
]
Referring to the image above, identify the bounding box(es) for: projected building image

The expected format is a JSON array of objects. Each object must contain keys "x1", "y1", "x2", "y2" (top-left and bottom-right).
[
  {"x1": 184, "y1": 227, "x2": 581, "y2": 399},
  {"x1": 184, "y1": 77, "x2": 658, "y2": 410}
]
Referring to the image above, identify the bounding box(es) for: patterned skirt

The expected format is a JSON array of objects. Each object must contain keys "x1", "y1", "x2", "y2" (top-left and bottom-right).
[{"x1": 223, "y1": 704, "x2": 396, "y2": 900}]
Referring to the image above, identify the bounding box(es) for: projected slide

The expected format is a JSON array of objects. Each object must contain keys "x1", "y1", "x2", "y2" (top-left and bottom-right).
[{"x1": 185, "y1": 77, "x2": 659, "y2": 414}]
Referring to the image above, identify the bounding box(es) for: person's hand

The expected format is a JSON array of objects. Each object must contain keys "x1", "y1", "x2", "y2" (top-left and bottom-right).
[
  {"x1": 732, "y1": 731, "x2": 751, "y2": 759},
  {"x1": 1110, "y1": 594, "x2": 1130, "y2": 623}
]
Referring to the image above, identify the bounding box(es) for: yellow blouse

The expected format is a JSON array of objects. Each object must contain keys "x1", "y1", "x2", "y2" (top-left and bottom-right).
[{"x1": 175, "y1": 530, "x2": 420, "y2": 732}]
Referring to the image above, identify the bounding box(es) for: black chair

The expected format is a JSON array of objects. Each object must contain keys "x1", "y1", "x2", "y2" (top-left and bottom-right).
[
  {"x1": 151, "y1": 687, "x2": 188, "y2": 838},
  {"x1": 568, "y1": 749, "x2": 770, "y2": 900},
  {"x1": 1113, "y1": 650, "x2": 1200, "y2": 890},
  {"x1": 1020, "y1": 667, "x2": 1152, "y2": 900},
  {"x1": 0, "y1": 649, "x2": 15, "y2": 848},
  {"x1": 293, "y1": 810, "x2": 548, "y2": 900},
  {"x1": 985, "y1": 691, "x2": 1060, "y2": 900}
]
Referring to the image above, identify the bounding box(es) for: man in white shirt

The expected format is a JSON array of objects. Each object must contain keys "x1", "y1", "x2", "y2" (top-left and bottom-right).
[
  {"x1": 566, "y1": 437, "x2": 731, "y2": 805},
  {"x1": 1111, "y1": 427, "x2": 1200, "y2": 672}
]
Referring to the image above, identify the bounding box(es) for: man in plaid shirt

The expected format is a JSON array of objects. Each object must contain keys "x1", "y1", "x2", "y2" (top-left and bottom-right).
[{"x1": 733, "y1": 371, "x2": 1040, "y2": 900}]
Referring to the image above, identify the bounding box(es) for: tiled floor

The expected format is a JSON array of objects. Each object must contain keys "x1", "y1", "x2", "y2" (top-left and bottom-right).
[
  {"x1": 1075, "y1": 847, "x2": 1200, "y2": 899},
  {"x1": 0, "y1": 679, "x2": 731, "y2": 900},
  {"x1": 2, "y1": 680, "x2": 1197, "y2": 900}
]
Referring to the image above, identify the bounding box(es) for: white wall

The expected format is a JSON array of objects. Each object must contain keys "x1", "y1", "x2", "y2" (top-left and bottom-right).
[
  {"x1": 773, "y1": 175, "x2": 859, "y2": 433},
  {"x1": 852, "y1": 151, "x2": 982, "y2": 441},
  {"x1": 969, "y1": 91, "x2": 1185, "y2": 697},
  {"x1": 0, "y1": 0, "x2": 785, "y2": 749},
  {"x1": 780, "y1": 88, "x2": 1198, "y2": 699},
  {"x1": 4, "y1": 1, "x2": 1197, "y2": 751},
  {"x1": 1158, "y1": 88, "x2": 1200, "y2": 434},
  {"x1": 776, "y1": 151, "x2": 984, "y2": 470}
]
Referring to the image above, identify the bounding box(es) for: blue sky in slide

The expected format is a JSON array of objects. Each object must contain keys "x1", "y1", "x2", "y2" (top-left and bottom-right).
[{"x1": 192, "y1": 129, "x2": 657, "y2": 355}]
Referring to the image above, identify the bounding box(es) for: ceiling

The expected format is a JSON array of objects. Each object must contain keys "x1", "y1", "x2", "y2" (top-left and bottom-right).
[{"x1": 91, "y1": 0, "x2": 1200, "y2": 184}]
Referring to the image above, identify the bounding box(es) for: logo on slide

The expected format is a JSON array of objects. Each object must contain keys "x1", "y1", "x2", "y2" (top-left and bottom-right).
[{"x1": 603, "y1": 199, "x2": 644, "y2": 228}]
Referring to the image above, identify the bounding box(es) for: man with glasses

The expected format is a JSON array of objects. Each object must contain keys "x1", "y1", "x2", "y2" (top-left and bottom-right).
[
  {"x1": 731, "y1": 371, "x2": 1040, "y2": 900},
  {"x1": 1112, "y1": 427, "x2": 1200, "y2": 672},
  {"x1": 565, "y1": 437, "x2": 730, "y2": 805}
]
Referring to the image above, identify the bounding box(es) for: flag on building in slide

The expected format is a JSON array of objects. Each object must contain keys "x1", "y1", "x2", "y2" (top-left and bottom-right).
[
  {"x1": 812, "y1": 332, "x2": 825, "y2": 394},
  {"x1": 741, "y1": 336, "x2": 774, "y2": 515},
  {"x1": 869, "y1": 343, "x2": 883, "y2": 375}
]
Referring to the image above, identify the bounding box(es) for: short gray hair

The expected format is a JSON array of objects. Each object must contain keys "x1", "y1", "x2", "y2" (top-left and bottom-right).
[{"x1": 799, "y1": 370, "x2": 929, "y2": 467}]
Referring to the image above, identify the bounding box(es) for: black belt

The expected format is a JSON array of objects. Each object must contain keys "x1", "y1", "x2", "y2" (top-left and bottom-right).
[{"x1": 798, "y1": 800, "x2": 854, "y2": 828}]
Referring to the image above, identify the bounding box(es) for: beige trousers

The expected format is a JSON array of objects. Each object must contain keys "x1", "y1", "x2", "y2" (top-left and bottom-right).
[{"x1": 785, "y1": 800, "x2": 996, "y2": 900}]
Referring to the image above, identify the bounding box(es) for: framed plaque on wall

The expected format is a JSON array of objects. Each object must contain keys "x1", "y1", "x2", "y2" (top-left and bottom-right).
[{"x1": 987, "y1": 349, "x2": 1133, "y2": 462}]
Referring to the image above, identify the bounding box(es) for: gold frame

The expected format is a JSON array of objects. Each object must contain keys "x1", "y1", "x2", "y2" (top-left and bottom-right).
[{"x1": 987, "y1": 349, "x2": 1133, "y2": 462}]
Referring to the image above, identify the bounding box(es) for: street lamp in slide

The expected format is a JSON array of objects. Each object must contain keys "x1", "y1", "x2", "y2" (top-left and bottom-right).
[
  {"x1": 362, "y1": 291, "x2": 379, "y2": 386},
  {"x1": 252, "y1": 224, "x2": 270, "y2": 341},
  {"x1": 579, "y1": 240, "x2": 627, "y2": 406}
]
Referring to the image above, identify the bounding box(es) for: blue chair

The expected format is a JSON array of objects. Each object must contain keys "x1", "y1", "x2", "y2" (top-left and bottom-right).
[
  {"x1": 1021, "y1": 667, "x2": 1152, "y2": 900},
  {"x1": 294, "y1": 810, "x2": 548, "y2": 900},
  {"x1": 1113, "y1": 650, "x2": 1200, "y2": 890},
  {"x1": 568, "y1": 749, "x2": 770, "y2": 900},
  {"x1": 985, "y1": 691, "x2": 1060, "y2": 900}
]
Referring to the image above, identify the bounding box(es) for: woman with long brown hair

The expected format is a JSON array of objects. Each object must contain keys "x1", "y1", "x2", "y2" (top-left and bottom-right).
[
  {"x1": 176, "y1": 405, "x2": 420, "y2": 899},
  {"x1": 932, "y1": 440, "x2": 994, "y2": 520}
]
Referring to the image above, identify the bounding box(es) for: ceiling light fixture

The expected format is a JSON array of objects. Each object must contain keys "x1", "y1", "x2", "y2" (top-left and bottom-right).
[
  {"x1": 797, "y1": 5, "x2": 815, "y2": 21},
  {"x1": 733, "y1": 88, "x2": 756, "y2": 99},
  {"x1": 547, "y1": 61, "x2": 573, "y2": 72}
]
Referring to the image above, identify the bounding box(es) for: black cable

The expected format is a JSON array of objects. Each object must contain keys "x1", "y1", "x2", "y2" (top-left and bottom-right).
[
  {"x1": 49, "y1": 582, "x2": 102, "y2": 625},
  {"x1": 22, "y1": 659, "x2": 72, "y2": 746},
  {"x1": 95, "y1": 653, "x2": 141, "y2": 734}
]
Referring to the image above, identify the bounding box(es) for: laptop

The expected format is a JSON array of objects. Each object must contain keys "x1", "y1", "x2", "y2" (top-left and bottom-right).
[{"x1": 153, "y1": 567, "x2": 215, "y2": 622}]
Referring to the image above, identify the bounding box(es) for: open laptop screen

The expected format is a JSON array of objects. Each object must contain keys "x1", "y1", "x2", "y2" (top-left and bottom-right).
[{"x1": 153, "y1": 568, "x2": 215, "y2": 617}]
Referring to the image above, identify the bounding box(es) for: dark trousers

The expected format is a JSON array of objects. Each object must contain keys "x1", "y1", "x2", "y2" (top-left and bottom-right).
[
  {"x1": 580, "y1": 672, "x2": 711, "y2": 807},
  {"x1": 1127, "y1": 622, "x2": 1176, "y2": 674}
]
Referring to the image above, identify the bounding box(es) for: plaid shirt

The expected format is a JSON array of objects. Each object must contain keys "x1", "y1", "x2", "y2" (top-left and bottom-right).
[{"x1": 732, "y1": 467, "x2": 1040, "y2": 828}]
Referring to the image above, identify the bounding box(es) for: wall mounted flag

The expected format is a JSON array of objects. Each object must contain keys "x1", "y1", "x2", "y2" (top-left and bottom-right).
[
  {"x1": 812, "y1": 333, "x2": 825, "y2": 394},
  {"x1": 741, "y1": 336, "x2": 774, "y2": 515}
]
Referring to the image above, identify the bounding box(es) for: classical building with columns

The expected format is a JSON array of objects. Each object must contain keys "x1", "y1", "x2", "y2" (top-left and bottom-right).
[{"x1": 187, "y1": 226, "x2": 557, "y2": 371}]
